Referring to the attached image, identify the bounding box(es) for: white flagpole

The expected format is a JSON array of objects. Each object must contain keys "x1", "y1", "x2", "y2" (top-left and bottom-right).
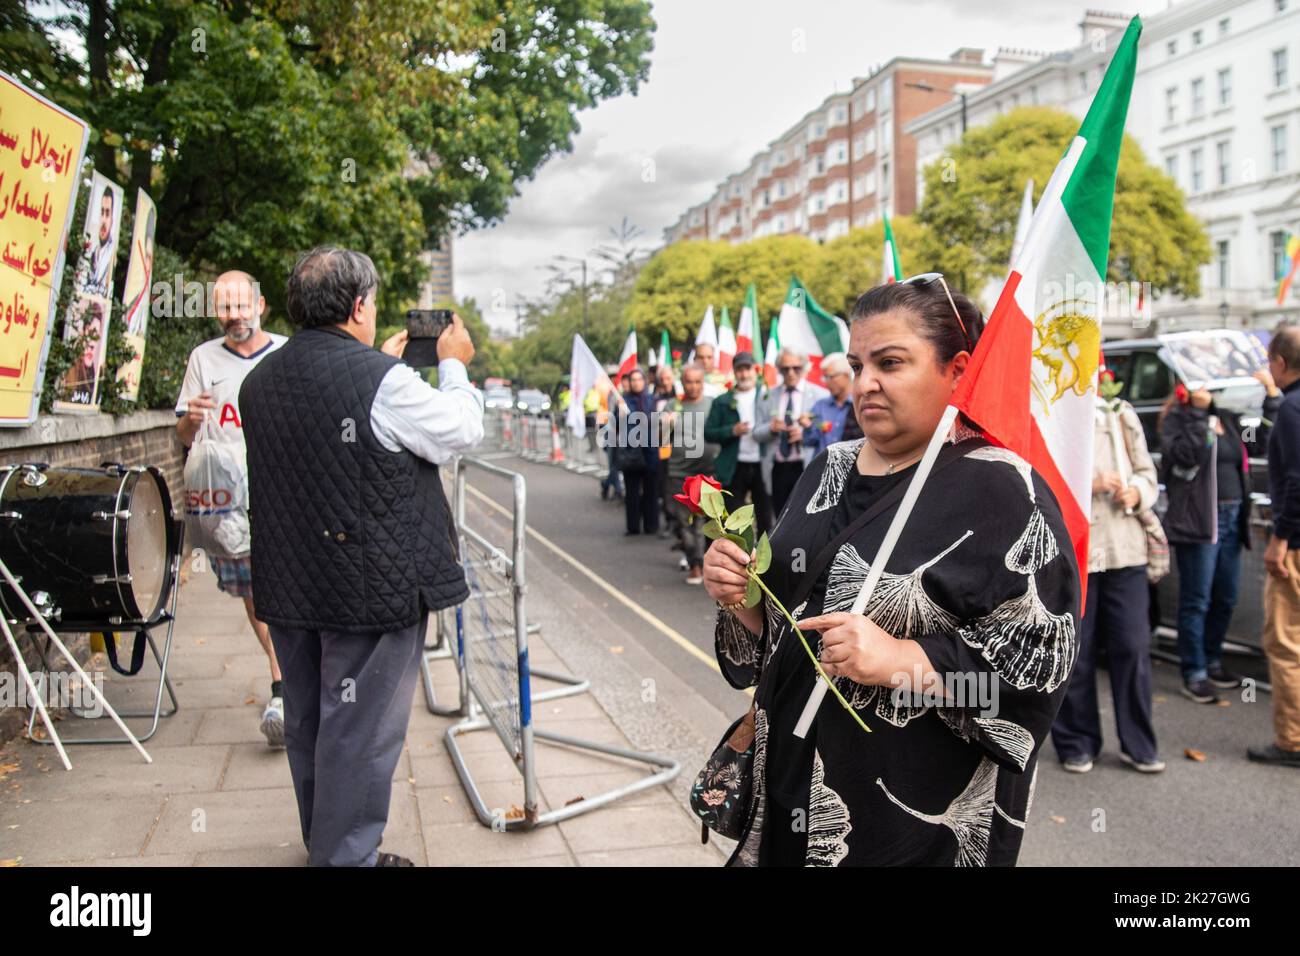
[
  {"x1": 792, "y1": 404, "x2": 960, "y2": 738},
  {"x1": 0, "y1": 613, "x2": 72, "y2": 769},
  {"x1": 0, "y1": 558, "x2": 153, "y2": 763}
]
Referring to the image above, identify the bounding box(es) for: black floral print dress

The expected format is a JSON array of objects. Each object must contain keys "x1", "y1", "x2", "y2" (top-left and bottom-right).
[{"x1": 713, "y1": 428, "x2": 1080, "y2": 866}]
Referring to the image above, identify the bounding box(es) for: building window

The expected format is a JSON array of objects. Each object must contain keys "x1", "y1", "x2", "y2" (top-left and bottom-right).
[
  {"x1": 1218, "y1": 17, "x2": 1230, "y2": 36},
  {"x1": 865, "y1": 128, "x2": 876, "y2": 153},
  {"x1": 1277, "y1": 0, "x2": 1289, "y2": 13},
  {"x1": 832, "y1": 106, "x2": 847, "y2": 125},
  {"x1": 1273, "y1": 124, "x2": 1289, "y2": 173},
  {"x1": 1192, "y1": 29, "x2": 1203, "y2": 47},
  {"x1": 775, "y1": 149, "x2": 786, "y2": 165},
  {"x1": 1190, "y1": 147, "x2": 1204, "y2": 191},
  {"x1": 1216, "y1": 140, "x2": 1230, "y2": 186},
  {"x1": 1078, "y1": 72, "x2": 1087, "y2": 94},
  {"x1": 1274, "y1": 231, "x2": 1291, "y2": 281},
  {"x1": 1216, "y1": 240, "x2": 1230, "y2": 288},
  {"x1": 813, "y1": 154, "x2": 825, "y2": 176},
  {"x1": 1165, "y1": 86, "x2": 1178, "y2": 123},
  {"x1": 1030, "y1": 85, "x2": 1039, "y2": 105},
  {"x1": 1167, "y1": 39, "x2": 1177, "y2": 57},
  {"x1": 865, "y1": 89, "x2": 876, "y2": 112},
  {"x1": 1218, "y1": 67, "x2": 1232, "y2": 107},
  {"x1": 865, "y1": 170, "x2": 877, "y2": 194},
  {"x1": 776, "y1": 180, "x2": 787, "y2": 199},
  {"x1": 1165, "y1": 153, "x2": 1178, "y2": 183},
  {"x1": 1274, "y1": 48, "x2": 1289, "y2": 89},
  {"x1": 1191, "y1": 77, "x2": 1205, "y2": 116}
]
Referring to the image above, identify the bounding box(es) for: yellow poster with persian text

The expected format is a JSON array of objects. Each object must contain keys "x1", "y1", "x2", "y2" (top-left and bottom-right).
[{"x1": 0, "y1": 69, "x2": 89, "y2": 425}]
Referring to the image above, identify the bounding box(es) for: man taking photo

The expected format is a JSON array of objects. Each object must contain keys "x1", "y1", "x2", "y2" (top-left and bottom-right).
[{"x1": 240, "y1": 246, "x2": 483, "y2": 866}]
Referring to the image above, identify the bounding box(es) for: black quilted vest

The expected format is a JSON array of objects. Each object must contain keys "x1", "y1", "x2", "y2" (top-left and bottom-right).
[{"x1": 239, "y1": 325, "x2": 468, "y2": 633}]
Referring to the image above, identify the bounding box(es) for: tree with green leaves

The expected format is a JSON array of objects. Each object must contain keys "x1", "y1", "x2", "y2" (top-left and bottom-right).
[
  {"x1": 915, "y1": 106, "x2": 1210, "y2": 299},
  {"x1": 4, "y1": 0, "x2": 655, "y2": 325}
]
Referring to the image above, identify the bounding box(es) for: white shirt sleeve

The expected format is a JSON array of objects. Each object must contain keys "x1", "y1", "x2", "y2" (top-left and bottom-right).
[{"x1": 370, "y1": 358, "x2": 485, "y2": 464}]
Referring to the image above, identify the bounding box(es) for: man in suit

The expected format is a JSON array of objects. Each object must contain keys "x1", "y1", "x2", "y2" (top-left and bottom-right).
[{"x1": 755, "y1": 347, "x2": 830, "y2": 520}]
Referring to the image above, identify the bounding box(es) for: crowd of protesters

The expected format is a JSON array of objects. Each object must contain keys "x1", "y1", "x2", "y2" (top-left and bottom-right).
[{"x1": 550, "y1": 318, "x2": 1300, "y2": 773}]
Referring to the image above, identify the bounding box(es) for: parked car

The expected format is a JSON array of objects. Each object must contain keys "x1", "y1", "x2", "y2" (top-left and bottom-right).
[{"x1": 1104, "y1": 330, "x2": 1273, "y2": 661}]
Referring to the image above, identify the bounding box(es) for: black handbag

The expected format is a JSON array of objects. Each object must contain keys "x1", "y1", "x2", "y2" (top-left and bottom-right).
[
  {"x1": 614, "y1": 443, "x2": 646, "y2": 473},
  {"x1": 688, "y1": 440, "x2": 970, "y2": 845}
]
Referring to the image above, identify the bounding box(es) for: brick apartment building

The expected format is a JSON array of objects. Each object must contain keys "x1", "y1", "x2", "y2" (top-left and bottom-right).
[{"x1": 663, "y1": 51, "x2": 994, "y2": 245}]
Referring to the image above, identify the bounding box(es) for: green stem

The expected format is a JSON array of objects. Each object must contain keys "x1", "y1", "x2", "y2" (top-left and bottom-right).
[{"x1": 749, "y1": 572, "x2": 872, "y2": 734}]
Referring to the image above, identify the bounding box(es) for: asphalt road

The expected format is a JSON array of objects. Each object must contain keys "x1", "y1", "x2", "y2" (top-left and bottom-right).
[{"x1": 461, "y1": 446, "x2": 1300, "y2": 866}]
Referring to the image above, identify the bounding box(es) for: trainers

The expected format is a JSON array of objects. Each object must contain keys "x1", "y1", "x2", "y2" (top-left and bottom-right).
[
  {"x1": 1246, "y1": 743, "x2": 1300, "y2": 767},
  {"x1": 1062, "y1": 755, "x2": 1093, "y2": 773},
  {"x1": 685, "y1": 566, "x2": 704, "y2": 585},
  {"x1": 1180, "y1": 679, "x2": 1220, "y2": 704},
  {"x1": 678, "y1": 556, "x2": 689, "y2": 571},
  {"x1": 375, "y1": 851, "x2": 415, "y2": 867},
  {"x1": 1207, "y1": 664, "x2": 1243, "y2": 689},
  {"x1": 260, "y1": 697, "x2": 285, "y2": 748},
  {"x1": 1118, "y1": 751, "x2": 1166, "y2": 773}
]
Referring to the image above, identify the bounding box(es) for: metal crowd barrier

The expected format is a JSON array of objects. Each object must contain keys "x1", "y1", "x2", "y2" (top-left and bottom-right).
[
  {"x1": 439, "y1": 454, "x2": 679, "y2": 829},
  {"x1": 482, "y1": 408, "x2": 612, "y2": 479}
]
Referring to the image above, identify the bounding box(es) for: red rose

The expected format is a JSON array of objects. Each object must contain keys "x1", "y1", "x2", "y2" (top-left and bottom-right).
[
  {"x1": 1175, "y1": 383, "x2": 1189, "y2": 404},
  {"x1": 673, "y1": 474, "x2": 722, "y2": 515},
  {"x1": 671, "y1": 350, "x2": 682, "y2": 360},
  {"x1": 820, "y1": 420, "x2": 833, "y2": 432},
  {"x1": 1099, "y1": 369, "x2": 1115, "y2": 383}
]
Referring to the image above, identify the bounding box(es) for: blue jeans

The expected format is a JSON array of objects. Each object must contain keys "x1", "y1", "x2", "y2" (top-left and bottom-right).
[
  {"x1": 1173, "y1": 502, "x2": 1242, "y2": 683},
  {"x1": 601, "y1": 445, "x2": 624, "y2": 495}
]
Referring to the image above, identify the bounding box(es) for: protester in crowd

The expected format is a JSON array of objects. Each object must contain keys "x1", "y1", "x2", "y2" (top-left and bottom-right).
[
  {"x1": 704, "y1": 351, "x2": 773, "y2": 534},
  {"x1": 1256, "y1": 319, "x2": 1300, "y2": 767},
  {"x1": 598, "y1": 384, "x2": 624, "y2": 500},
  {"x1": 612, "y1": 367, "x2": 660, "y2": 534},
  {"x1": 703, "y1": 276, "x2": 1077, "y2": 865},
  {"x1": 654, "y1": 364, "x2": 679, "y2": 536},
  {"x1": 240, "y1": 246, "x2": 483, "y2": 866},
  {"x1": 1160, "y1": 381, "x2": 1252, "y2": 704},
  {"x1": 176, "y1": 270, "x2": 287, "y2": 747},
  {"x1": 757, "y1": 347, "x2": 830, "y2": 521},
  {"x1": 806, "y1": 352, "x2": 854, "y2": 456},
  {"x1": 1052, "y1": 385, "x2": 1164, "y2": 773},
  {"x1": 665, "y1": 363, "x2": 717, "y2": 584},
  {"x1": 694, "y1": 341, "x2": 728, "y2": 397}
]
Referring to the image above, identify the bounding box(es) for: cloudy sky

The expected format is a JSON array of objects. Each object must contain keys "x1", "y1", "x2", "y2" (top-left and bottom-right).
[{"x1": 456, "y1": 0, "x2": 1170, "y2": 334}]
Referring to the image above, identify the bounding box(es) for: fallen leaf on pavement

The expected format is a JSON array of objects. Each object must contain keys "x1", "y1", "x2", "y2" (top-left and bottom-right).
[
  {"x1": 565, "y1": 796, "x2": 586, "y2": 807},
  {"x1": 1184, "y1": 748, "x2": 1207, "y2": 762},
  {"x1": 1049, "y1": 815, "x2": 1066, "y2": 824},
  {"x1": 609, "y1": 646, "x2": 624, "y2": 654}
]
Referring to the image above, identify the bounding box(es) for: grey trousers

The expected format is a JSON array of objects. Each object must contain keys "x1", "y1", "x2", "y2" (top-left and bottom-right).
[{"x1": 268, "y1": 614, "x2": 427, "y2": 866}]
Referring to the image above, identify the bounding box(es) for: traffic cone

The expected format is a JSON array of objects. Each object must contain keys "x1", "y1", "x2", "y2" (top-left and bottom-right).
[
  {"x1": 502, "y1": 411, "x2": 513, "y2": 445},
  {"x1": 549, "y1": 420, "x2": 565, "y2": 462}
]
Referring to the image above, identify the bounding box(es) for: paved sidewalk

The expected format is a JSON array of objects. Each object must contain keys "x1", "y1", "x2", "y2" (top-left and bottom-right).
[{"x1": 0, "y1": 567, "x2": 725, "y2": 867}]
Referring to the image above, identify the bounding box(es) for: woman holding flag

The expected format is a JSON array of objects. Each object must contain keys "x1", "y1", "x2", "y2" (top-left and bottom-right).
[{"x1": 703, "y1": 277, "x2": 1079, "y2": 865}]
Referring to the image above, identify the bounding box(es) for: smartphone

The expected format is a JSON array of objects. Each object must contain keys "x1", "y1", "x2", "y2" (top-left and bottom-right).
[{"x1": 403, "y1": 309, "x2": 453, "y2": 367}]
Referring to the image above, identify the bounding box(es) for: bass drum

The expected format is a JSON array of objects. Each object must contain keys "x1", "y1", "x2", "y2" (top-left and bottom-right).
[{"x1": 0, "y1": 463, "x2": 178, "y2": 624}]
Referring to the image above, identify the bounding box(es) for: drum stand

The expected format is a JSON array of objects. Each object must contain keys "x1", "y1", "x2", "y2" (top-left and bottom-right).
[{"x1": 0, "y1": 555, "x2": 155, "y2": 768}]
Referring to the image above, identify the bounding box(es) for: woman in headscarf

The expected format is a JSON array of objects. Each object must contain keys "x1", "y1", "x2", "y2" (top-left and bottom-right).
[
  {"x1": 701, "y1": 276, "x2": 1080, "y2": 866},
  {"x1": 612, "y1": 366, "x2": 660, "y2": 535}
]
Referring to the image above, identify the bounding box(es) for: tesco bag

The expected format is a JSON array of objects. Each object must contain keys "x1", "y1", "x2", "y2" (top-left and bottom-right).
[{"x1": 183, "y1": 416, "x2": 250, "y2": 558}]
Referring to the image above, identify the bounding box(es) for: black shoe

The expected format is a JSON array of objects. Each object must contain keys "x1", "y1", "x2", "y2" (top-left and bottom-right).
[
  {"x1": 374, "y1": 851, "x2": 415, "y2": 867},
  {"x1": 624, "y1": 529, "x2": 640, "y2": 536},
  {"x1": 1247, "y1": 743, "x2": 1300, "y2": 767},
  {"x1": 601, "y1": 484, "x2": 610, "y2": 500},
  {"x1": 1207, "y1": 664, "x2": 1242, "y2": 689},
  {"x1": 1180, "y1": 679, "x2": 1220, "y2": 704}
]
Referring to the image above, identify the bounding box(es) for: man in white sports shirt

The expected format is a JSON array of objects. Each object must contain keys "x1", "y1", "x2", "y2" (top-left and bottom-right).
[{"x1": 176, "y1": 270, "x2": 288, "y2": 747}]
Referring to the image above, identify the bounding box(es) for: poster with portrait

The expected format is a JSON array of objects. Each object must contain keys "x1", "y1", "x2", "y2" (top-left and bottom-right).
[
  {"x1": 115, "y1": 189, "x2": 156, "y2": 402},
  {"x1": 0, "y1": 70, "x2": 89, "y2": 426},
  {"x1": 1159, "y1": 329, "x2": 1268, "y2": 388},
  {"x1": 53, "y1": 170, "x2": 123, "y2": 412}
]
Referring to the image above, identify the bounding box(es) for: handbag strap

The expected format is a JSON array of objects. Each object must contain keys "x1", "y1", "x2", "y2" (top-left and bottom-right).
[{"x1": 783, "y1": 439, "x2": 970, "y2": 615}]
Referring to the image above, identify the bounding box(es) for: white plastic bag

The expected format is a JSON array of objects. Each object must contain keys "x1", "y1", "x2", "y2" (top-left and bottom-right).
[{"x1": 183, "y1": 415, "x2": 251, "y2": 558}]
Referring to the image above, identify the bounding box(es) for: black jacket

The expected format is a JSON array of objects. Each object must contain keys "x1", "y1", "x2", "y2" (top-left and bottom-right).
[
  {"x1": 1159, "y1": 399, "x2": 1252, "y2": 547},
  {"x1": 240, "y1": 326, "x2": 468, "y2": 633},
  {"x1": 1268, "y1": 379, "x2": 1300, "y2": 547}
]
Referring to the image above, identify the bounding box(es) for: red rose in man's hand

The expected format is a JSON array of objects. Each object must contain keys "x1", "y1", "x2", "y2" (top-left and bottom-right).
[{"x1": 673, "y1": 474, "x2": 722, "y2": 515}]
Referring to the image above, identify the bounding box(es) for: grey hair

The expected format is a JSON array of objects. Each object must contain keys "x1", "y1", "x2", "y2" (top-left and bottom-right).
[
  {"x1": 820, "y1": 352, "x2": 851, "y2": 378},
  {"x1": 1270, "y1": 318, "x2": 1300, "y2": 370},
  {"x1": 778, "y1": 347, "x2": 808, "y2": 370},
  {"x1": 285, "y1": 246, "x2": 380, "y2": 328}
]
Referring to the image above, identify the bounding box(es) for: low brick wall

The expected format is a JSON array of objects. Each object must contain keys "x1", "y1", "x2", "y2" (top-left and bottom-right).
[{"x1": 0, "y1": 410, "x2": 184, "y2": 745}]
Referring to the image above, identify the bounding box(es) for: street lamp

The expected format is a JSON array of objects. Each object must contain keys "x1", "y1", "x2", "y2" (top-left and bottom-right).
[
  {"x1": 552, "y1": 255, "x2": 589, "y2": 336},
  {"x1": 905, "y1": 81, "x2": 967, "y2": 134},
  {"x1": 1219, "y1": 298, "x2": 1230, "y2": 328}
]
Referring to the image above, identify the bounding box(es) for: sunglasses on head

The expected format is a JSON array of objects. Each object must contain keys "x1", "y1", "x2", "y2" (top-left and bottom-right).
[{"x1": 901, "y1": 271, "x2": 973, "y2": 353}]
